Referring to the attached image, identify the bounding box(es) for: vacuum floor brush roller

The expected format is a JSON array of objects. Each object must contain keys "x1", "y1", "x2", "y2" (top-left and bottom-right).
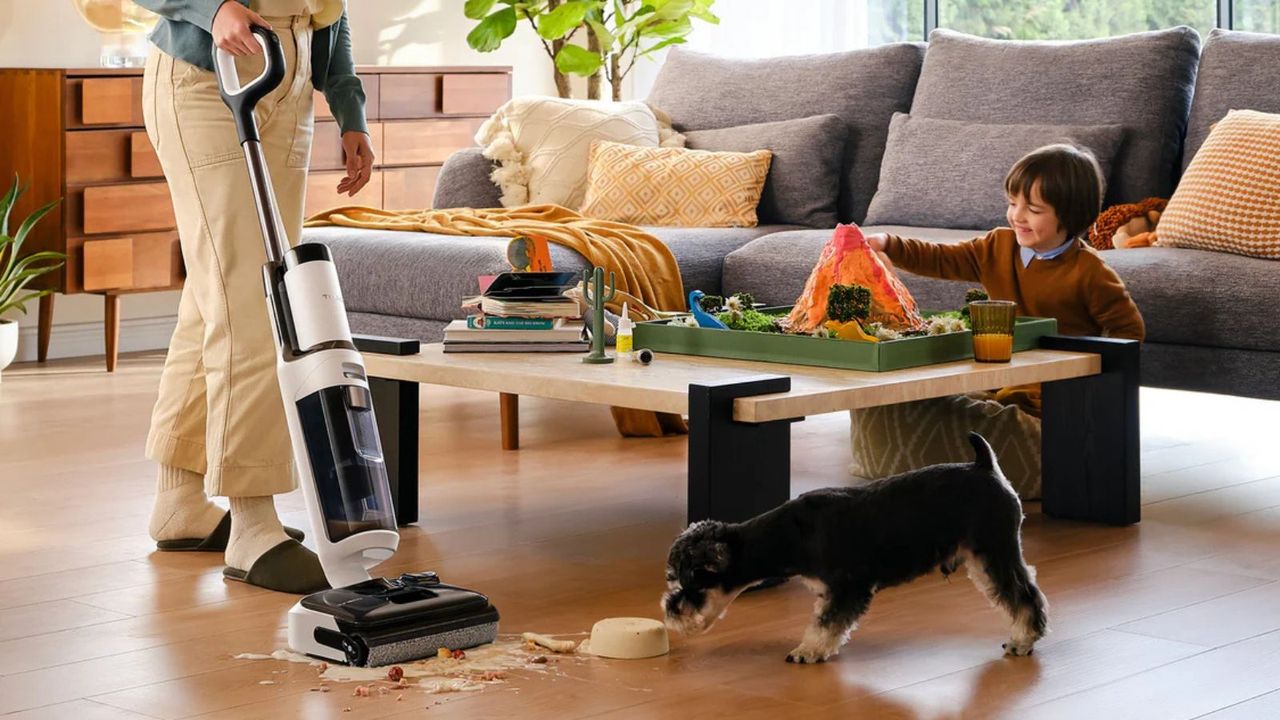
[{"x1": 214, "y1": 27, "x2": 498, "y2": 667}]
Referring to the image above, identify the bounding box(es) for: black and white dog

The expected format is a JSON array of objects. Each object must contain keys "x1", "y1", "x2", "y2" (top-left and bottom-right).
[{"x1": 662, "y1": 432, "x2": 1047, "y2": 663}]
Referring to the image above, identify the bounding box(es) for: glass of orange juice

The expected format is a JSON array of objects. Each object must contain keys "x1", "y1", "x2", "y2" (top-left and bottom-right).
[{"x1": 969, "y1": 300, "x2": 1017, "y2": 362}]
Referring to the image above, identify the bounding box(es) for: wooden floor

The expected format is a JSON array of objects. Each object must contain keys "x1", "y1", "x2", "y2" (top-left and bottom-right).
[{"x1": 3, "y1": 352, "x2": 1280, "y2": 719}]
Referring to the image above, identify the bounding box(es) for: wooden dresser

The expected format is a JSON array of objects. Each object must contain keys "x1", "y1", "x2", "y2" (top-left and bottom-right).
[{"x1": 0, "y1": 65, "x2": 511, "y2": 371}]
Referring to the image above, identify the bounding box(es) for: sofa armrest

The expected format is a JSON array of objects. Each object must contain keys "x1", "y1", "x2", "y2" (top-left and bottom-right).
[{"x1": 432, "y1": 148, "x2": 503, "y2": 209}]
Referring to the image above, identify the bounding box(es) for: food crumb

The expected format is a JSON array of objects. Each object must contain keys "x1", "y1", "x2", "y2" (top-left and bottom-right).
[
  {"x1": 353, "y1": 685, "x2": 370, "y2": 698},
  {"x1": 387, "y1": 665, "x2": 404, "y2": 682},
  {"x1": 530, "y1": 655, "x2": 548, "y2": 664}
]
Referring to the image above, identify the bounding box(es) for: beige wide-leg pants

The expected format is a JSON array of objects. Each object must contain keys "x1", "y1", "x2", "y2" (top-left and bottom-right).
[{"x1": 143, "y1": 15, "x2": 315, "y2": 497}]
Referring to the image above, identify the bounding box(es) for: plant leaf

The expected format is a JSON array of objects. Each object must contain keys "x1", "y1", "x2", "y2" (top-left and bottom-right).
[
  {"x1": 5, "y1": 198, "x2": 59, "y2": 284},
  {"x1": 464, "y1": 0, "x2": 499, "y2": 20},
  {"x1": 0, "y1": 175, "x2": 18, "y2": 238},
  {"x1": 587, "y1": 19, "x2": 615, "y2": 48},
  {"x1": 466, "y1": 7, "x2": 518, "y2": 52},
  {"x1": 555, "y1": 43, "x2": 605, "y2": 76},
  {"x1": 1, "y1": 289, "x2": 54, "y2": 317},
  {"x1": 640, "y1": 35, "x2": 686, "y2": 56},
  {"x1": 538, "y1": 0, "x2": 591, "y2": 39}
]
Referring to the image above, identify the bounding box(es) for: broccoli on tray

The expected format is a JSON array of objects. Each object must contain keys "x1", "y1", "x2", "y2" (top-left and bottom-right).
[{"x1": 826, "y1": 283, "x2": 872, "y2": 323}]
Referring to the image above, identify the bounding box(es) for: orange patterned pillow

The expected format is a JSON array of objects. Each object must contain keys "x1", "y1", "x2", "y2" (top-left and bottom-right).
[
  {"x1": 1157, "y1": 110, "x2": 1280, "y2": 259},
  {"x1": 579, "y1": 140, "x2": 772, "y2": 227}
]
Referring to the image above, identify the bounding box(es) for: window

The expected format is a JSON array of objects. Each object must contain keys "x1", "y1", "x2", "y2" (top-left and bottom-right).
[
  {"x1": 938, "y1": 0, "x2": 1218, "y2": 40},
  {"x1": 1234, "y1": 0, "x2": 1280, "y2": 32}
]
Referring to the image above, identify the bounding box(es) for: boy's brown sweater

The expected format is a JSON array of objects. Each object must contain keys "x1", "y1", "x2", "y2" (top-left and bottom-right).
[{"x1": 883, "y1": 228, "x2": 1145, "y2": 341}]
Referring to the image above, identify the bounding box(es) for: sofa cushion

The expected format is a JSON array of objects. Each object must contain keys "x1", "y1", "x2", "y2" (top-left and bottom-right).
[
  {"x1": 1099, "y1": 246, "x2": 1280, "y2": 352},
  {"x1": 864, "y1": 113, "x2": 1125, "y2": 230},
  {"x1": 432, "y1": 148, "x2": 502, "y2": 210},
  {"x1": 684, "y1": 115, "x2": 847, "y2": 228},
  {"x1": 721, "y1": 226, "x2": 979, "y2": 312},
  {"x1": 646, "y1": 44, "x2": 926, "y2": 225},
  {"x1": 1183, "y1": 29, "x2": 1280, "y2": 172},
  {"x1": 909, "y1": 28, "x2": 1200, "y2": 206},
  {"x1": 303, "y1": 225, "x2": 797, "y2": 321},
  {"x1": 580, "y1": 141, "x2": 773, "y2": 228}
]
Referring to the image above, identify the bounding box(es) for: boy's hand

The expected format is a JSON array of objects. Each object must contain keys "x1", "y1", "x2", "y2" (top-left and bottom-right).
[
  {"x1": 213, "y1": 2, "x2": 270, "y2": 56},
  {"x1": 864, "y1": 232, "x2": 889, "y2": 252}
]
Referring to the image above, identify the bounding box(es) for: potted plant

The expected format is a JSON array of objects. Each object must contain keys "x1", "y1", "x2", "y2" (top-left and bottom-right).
[
  {"x1": 0, "y1": 176, "x2": 64, "y2": 379},
  {"x1": 465, "y1": 0, "x2": 718, "y2": 100}
]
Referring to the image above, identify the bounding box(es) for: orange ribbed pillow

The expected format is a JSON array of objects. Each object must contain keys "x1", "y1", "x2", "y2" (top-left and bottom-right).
[
  {"x1": 579, "y1": 140, "x2": 771, "y2": 227},
  {"x1": 1157, "y1": 110, "x2": 1280, "y2": 259}
]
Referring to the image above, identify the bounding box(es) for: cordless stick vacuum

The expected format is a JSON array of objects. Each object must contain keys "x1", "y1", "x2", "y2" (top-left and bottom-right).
[{"x1": 215, "y1": 27, "x2": 498, "y2": 667}]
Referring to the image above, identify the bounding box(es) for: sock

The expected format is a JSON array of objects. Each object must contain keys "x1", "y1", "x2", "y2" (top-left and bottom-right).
[
  {"x1": 149, "y1": 465, "x2": 226, "y2": 542},
  {"x1": 225, "y1": 495, "x2": 293, "y2": 571}
]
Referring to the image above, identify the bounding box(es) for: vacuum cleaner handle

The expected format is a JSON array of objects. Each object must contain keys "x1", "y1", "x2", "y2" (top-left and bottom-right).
[
  {"x1": 213, "y1": 25, "x2": 290, "y2": 265},
  {"x1": 213, "y1": 25, "x2": 286, "y2": 146}
]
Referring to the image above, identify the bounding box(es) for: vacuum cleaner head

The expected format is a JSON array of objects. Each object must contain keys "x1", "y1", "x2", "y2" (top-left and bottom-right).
[{"x1": 288, "y1": 572, "x2": 500, "y2": 667}]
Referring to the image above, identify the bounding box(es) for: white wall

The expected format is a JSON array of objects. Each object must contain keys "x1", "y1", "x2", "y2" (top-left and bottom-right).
[{"x1": 0, "y1": 0, "x2": 564, "y2": 360}]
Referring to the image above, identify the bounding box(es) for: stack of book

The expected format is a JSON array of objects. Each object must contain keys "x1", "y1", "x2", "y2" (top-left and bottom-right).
[{"x1": 449, "y1": 275, "x2": 587, "y2": 353}]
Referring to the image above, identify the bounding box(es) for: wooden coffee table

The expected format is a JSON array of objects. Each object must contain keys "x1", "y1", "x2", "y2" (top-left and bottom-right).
[{"x1": 352, "y1": 335, "x2": 1140, "y2": 528}]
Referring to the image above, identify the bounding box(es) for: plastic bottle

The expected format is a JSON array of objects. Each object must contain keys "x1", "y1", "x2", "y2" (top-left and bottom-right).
[{"x1": 617, "y1": 302, "x2": 634, "y2": 357}]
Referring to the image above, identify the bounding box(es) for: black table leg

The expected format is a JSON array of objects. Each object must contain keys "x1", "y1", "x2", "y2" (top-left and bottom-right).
[
  {"x1": 687, "y1": 375, "x2": 794, "y2": 525},
  {"x1": 1039, "y1": 335, "x2": 1141, "y2": 525},
  {"x1": 368, "y1": 377, "x2": 420, "y2": 527},
  {"x1": 353, "y1": 335, "x2": 421, "y2": 527}
]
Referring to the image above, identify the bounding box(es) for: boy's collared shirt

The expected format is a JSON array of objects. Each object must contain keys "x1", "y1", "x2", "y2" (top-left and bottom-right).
[{"x1": 1019, "y1": 237, "x2": 1076, "y2": 267}]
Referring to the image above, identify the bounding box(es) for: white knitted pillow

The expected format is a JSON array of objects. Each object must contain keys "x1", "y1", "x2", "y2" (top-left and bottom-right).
[{"x1": 475, "y1": 97, "x2": 684, "y2": 209}]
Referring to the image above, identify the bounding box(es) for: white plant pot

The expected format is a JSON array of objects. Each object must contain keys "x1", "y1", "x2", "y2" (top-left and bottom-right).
[{"x1": 0, "y1": 320, "x2": 17, "y2": 378}]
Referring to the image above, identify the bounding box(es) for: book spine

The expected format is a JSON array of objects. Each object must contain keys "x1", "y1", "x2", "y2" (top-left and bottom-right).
[{"x1": 467, "y1": 316, "x2": 557, "y2": 330}]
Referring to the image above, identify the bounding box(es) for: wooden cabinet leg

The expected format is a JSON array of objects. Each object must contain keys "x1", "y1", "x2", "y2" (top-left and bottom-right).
[
  {"x1": 104, "y1": 294, "x2": 120, "y2": 372},
  {"x1": 500, "y1": 392, "x2": 519, "y2": 450},
  {"x1": 38, "y1": 294, "x2": 55, "y2": 362}
]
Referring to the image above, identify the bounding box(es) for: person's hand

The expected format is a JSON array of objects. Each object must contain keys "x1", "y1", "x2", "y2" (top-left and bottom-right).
[
  {"x1": 864, "y1": 232, "x2": 888, "y2": 252},
  {"x1": 338, "y1": 131, "x2": 375, "y2": 196},
  {"x1": 212, "y1": 2, "x2": 270, "y2": 56}
]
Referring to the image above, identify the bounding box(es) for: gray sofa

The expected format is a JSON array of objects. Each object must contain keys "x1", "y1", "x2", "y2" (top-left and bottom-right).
[{"x1": 305, "y1": 27, "x2": 1280, "y2": 401}]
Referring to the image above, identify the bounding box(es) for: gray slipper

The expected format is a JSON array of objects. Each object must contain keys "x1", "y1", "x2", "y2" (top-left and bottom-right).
[
  {"x1": 223, "y1": 539, "x2": 330, "y2": 594},
  {"x1": 156, "y1": 511, "x2": 305, "y2": 552}
]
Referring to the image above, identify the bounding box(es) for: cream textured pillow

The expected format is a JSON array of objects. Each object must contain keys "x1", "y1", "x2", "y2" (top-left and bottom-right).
[
  {"x1": 579, "y1": 141, "x2": 772, "y2": 227},
  {"x1": 475, "y1": 97, "x2": 684, "y2": 209},
  {"x1": 1157, "y1": 109, "x2": 1280, "y2": 259}
]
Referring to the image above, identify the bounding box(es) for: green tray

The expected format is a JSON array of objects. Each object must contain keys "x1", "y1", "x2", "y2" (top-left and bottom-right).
[{"x1": 633, "y1": 308, "x2": 1058, "y2": 372}]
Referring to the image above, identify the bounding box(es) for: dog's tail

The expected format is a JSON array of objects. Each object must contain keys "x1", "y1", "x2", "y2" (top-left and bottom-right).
[{"x1": 968, "y1": 432, "x2": 998, "y2": 472}]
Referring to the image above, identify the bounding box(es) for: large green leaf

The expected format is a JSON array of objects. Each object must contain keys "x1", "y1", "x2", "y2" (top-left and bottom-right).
[
  {"x1": 464, "y1": 0, "x2": 499, "y2": 20},
  {"x1": 466, "y1": 7, "x2": 518, "y2": 52},
  {"x1": 650, "y1": 0, "x2": 693, "y2": 21},
  {"x1": 555, "y1": 43, "x2": 604, "y2": 76},
  {"x1": 640, "y1": 35, "x2": 686, "y2": 57},
  {"x1": 587, "y1": 19, "x2": 615, "y2": 48},
  {"x1": 0, "y1": 254, "x2": 64, "y2": 304},
  {"x1": 537, "y1": 0, "x2": 591, "y2": 39},
  {"x1": 642, "y1": 16, "x2": 692, "y2": 38}
]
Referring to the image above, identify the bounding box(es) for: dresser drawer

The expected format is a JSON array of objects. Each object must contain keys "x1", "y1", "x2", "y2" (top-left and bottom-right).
[
  {"x1": 383, "y1": 166, "x2": 441, "y2": 210},
  {"x1": 379, "y1": 74, "x2": 441, "y2": 119},
  {"x1": 310, "y1": 121, "x2": 385, "y2": 171},
  {"x1": 71, "y1": 232, "x2": 182, "y2": 293},
  {"x1": 315, "y1": 74, "x2": 380, "y2": 122},
  {"x1": 441, "y1": 74, "x2": 509, "y2": 115},
  {"x1": 81, "y1": 183, "x2": 176, "y2": 235},
  {"x1": 65, "y1": 130, "x2": 162, "y2": 184},
  {"x1": 381, "y1": 118, "x2": 484, "y2": 165},
  {"x1": 67, "y1": 77, "x2": 144, "y2": 128},
  {"x1": 305, "y1": 170, "x2": 383, "y2": 218}
]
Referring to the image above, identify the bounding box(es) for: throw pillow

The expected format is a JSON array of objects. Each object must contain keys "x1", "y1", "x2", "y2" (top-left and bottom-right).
[
  {"x1": 864, "y1": 113, "x2": 1126, "y2": 230},
  {"x1": 579, "y1": 141, "x2": 772, "y2": 228},
  {"x1": 475, "y1": 97, "x2": 684, "y2": 210},
  {"x1": 683, "y1": 115, "x2": 847, "y2": 228},
  {"x1": 1157, "y1": 109, "x2": 1280, "y2": 259}
]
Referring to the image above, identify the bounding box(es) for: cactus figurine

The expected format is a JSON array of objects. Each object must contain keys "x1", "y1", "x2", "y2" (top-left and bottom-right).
[{"x1": 582, "y1": 266, "x2": 616, "y2": 364}]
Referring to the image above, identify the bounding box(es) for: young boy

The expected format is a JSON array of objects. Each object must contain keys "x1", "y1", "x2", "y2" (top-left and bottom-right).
[{"x1": 850, "y1": 144, "x2": 1144, "y2": 497}]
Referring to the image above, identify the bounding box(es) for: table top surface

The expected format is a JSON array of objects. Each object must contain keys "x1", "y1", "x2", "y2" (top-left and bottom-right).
[{"x1": 364, "y1": 344, "x2": 1101, "y2": 422}]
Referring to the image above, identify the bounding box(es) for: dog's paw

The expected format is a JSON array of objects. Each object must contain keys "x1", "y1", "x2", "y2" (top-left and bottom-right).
[
  {"x1": 1002, "y1": 640, "x2": 1035, "y2": 657},
  {"x1": 785, "y1": 645, "x2": 832, "y2": 664}
]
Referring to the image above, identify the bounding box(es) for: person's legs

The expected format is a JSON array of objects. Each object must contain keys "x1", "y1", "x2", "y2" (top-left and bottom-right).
[
  {"x1": 849, "y1": 394, "x2": 1043, "y2": 498},
  {"x1": 144, "y1": 21, "x2": 322, "y2": 589}
]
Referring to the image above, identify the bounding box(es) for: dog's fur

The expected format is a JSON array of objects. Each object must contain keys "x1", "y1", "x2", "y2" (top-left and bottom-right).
[{"x1": 662, "y1": 433, "x2": 1047, "y2": 663}]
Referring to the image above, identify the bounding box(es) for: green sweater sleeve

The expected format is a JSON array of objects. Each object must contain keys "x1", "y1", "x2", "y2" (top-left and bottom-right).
[
  {"x1": 320, "y1": 13, "x2": 369, "y2": 136},
  {"x1": 882, "y1": 231, "x2": 993, "y2": 284},
  {"x1": 133, "y1": 0, "x2": 233, "y2": 32}
]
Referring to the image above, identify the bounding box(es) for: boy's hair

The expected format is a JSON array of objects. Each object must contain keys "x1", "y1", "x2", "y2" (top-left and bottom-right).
[{"x1": 1004, "y1": 144, "x2": 1104, "y2": 240}]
